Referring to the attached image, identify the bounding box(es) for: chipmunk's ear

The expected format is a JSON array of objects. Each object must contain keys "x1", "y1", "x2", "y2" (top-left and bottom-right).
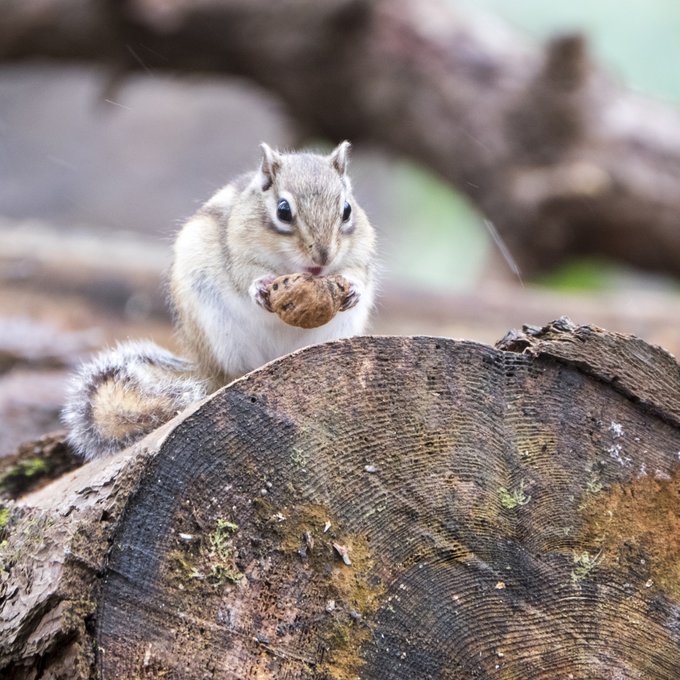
[
  {"x1": 259, "y1": 142, "x2": 282, "y2": 191},
  {"x1": 328, "y1": 140, "x2": 351, "y2": 176}
]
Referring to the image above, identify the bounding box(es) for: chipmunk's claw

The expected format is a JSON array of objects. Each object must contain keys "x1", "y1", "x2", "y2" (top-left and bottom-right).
[
  {"x1": 250, "y1": 275, "x2": 276, "y2": 312},
  {"x1": 339, "y1": 282, "x2": 360, "y2": 311}
]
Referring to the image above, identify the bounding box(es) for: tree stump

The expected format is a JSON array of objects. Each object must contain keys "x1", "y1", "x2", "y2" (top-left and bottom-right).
[{"x1": 2, "y1": 322, "x2": 680, "y2": 678}]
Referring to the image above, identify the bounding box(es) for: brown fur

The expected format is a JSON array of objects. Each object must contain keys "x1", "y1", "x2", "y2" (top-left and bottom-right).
[
  {"x1": 170, "y1": 144, "x2": 375, "y2": 386},
  {"x1": 64, "y1": 143, "x2": 376, "y2": 459},
  {"x1": 91, "y1": 379, "x2": 178, "y2": 442}
]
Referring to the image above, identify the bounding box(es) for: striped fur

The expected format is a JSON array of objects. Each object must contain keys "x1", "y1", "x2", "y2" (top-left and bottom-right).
[{"x1": 63, "y1": 142, "x2": 376, "y2": 459}]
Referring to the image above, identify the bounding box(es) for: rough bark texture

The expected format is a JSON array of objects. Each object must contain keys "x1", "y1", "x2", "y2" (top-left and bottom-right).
[
  {"x1": 0, "y1": 439, "x2": 155, "y2": 678},
  {"x1": 3, "y1": 0, "x2": 680, "y2": 276},
  {"x1": 2, "y1": 328, "x2": 680, "y2": 678}
]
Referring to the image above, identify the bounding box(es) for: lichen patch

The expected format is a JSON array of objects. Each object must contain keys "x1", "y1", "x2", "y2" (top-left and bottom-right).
[{"x1": 578, "y1": 465, "x2": 680, "y2": 598}]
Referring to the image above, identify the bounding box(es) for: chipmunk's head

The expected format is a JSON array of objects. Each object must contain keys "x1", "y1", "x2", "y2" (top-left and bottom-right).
[{"x1": 253, "y1": 141, "x2": 364, "y2": 275}]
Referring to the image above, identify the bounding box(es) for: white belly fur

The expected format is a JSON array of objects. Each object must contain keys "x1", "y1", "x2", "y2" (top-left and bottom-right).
[{"x1": 196, "y1": 280, "x2": 372, "y2": 378}]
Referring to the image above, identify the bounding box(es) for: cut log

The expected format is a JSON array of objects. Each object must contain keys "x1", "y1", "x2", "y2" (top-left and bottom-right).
[{"x1": 2, "y1": 326, "x2": 680, "y2": 678}]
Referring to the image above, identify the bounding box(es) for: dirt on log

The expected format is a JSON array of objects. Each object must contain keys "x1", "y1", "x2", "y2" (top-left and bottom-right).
[{"x1": 1, "y1": 325, "x2": 680, "y2": 679}]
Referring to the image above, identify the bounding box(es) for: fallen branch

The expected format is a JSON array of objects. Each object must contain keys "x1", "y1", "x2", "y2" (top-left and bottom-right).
[{"x1": 3, "y1": 0, "x2": 680, "y2": 275}]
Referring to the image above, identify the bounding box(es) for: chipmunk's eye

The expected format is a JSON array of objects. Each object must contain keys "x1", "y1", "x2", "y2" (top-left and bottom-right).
[
  {"x1": 342, "y1": 201, "x2": 352, "y2": 222},
  {"x1": 277, "y1": 198, "x2": 293, "y2": 223}
]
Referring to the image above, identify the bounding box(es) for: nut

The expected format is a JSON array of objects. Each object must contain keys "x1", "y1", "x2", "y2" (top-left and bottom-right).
[{"x1": 268, "y1": 273, "x2": 350, "y2": 329}]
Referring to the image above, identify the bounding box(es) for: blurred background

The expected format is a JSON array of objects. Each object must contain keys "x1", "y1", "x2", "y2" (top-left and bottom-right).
[{"x1": 2, "y1": 0, "x2": 680, "y2": 456}]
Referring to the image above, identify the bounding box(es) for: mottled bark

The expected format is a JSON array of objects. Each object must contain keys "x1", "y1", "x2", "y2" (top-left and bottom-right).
[
  {"x1": 0, "y1": 432, "x2": 80, "y2": 499},
  {"x1": 2, "y1": 329, "x2": 680, "y2": 678},
  {"x1": 3, "y1": 0, "x2": 680, "y2": 276}
]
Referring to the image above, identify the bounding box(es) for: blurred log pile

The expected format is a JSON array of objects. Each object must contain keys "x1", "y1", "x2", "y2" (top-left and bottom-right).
[
  {"x1": 3, "y1": 0, "x2": 680, "y2": 277},
  {"x1": 0, "y1": 221, "x2": 175, "y2": 457}
]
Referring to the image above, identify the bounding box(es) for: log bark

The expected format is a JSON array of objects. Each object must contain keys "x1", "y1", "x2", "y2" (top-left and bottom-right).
[
  {"x1": 2, "y1": 327, "x2": 680, "y2": 678},
  {"x1": 0, "y1": 432, "x2": 80, "y2": 499},
  {"x1": 3, "y1": 0, "x2": 680, "y2": 277}
]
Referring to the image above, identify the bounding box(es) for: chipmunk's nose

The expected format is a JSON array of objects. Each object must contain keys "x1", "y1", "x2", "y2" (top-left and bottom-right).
[{"x1": 311, "y1": 245, "x2": 330, "y2": 266}]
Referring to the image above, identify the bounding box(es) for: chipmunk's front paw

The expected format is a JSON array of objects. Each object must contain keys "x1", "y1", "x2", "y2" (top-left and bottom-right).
[
  {"x1": 339, "y1": 281, "x2": 360, "y2": 311},
  {"x1": 249, "y1": 275, "x2": 276, "y2": 311}
]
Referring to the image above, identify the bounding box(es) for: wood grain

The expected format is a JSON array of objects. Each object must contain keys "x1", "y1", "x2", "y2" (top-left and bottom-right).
[{"x1": 94, "y1": 333, "x2": 680, "y2": 678}]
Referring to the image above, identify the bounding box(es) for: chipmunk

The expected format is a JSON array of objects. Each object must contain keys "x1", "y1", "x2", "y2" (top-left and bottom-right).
[{"x1": 63, "y1": 141, "x2": 376, "y2": 460}]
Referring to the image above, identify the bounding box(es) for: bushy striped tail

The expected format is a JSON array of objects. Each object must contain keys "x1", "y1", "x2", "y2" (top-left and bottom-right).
[{"x1": 62, "y1": 340, "x2": 207, "y2": 460}]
